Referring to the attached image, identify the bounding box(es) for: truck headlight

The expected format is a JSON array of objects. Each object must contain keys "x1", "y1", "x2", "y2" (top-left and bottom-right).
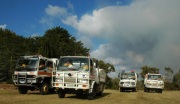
[
  {"x1": 131, "y1": 82, "x2": 135, "y2": 85},
  {"x1": 13, "y1": 75, "x2": 17, "y2": 79},
  {"x1": 55, "y1": 79, "x2": 63, "y2": 83},
  {"x1": 147, "y1": 83, "x2": 151, "y2": 86},
  {"x1": 158, "y1": 84, "x2": 164, "y2": 86}
]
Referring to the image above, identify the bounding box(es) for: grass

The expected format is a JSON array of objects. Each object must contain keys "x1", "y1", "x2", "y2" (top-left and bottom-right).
[{"x1": 0, "y1": 85, "x2": 180, "y2": 104}]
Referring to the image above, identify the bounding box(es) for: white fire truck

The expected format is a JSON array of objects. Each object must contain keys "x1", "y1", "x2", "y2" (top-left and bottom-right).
[
  {"x1": 118, "y1": 70, "x2": 138, "y2": 92},
  {"x1": 144, "y1": 73, "x2": 164, "y2": 93},
  {"x1": 12, "y1": 55, "x2": 58, "y2": 95},
  {"x1": 52, "y1": 56, "x2": 106, "y2": 100}
]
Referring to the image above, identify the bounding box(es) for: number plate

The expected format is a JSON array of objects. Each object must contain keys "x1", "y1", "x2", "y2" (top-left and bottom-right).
[
  {"x1": 19, "y1": 79, "x2": 25, "y2": 83},
  {"x1": 66, "y1": 84, "x2": 74, "y2": 87}
]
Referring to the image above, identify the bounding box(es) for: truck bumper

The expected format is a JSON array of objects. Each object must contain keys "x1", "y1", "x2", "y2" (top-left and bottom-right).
[{"x1": 57, "y1": 88, "x2": 89, "y2": 94}]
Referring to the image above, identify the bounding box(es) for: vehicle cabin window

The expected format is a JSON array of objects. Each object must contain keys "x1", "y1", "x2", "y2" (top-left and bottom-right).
[
  {"x1": 39, "y1": 59, "x2": 46, "y2": 70},
  {"x1": 47, "y1": 61, "x2": 53, "y2": 71}
]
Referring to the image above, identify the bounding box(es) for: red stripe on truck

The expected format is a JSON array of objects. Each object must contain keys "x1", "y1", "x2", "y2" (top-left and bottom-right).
[{"x1": 38, "y1": 71, "x2": 52, "y2": 76}]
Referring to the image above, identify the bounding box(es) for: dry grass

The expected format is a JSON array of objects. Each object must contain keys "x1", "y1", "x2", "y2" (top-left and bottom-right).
[{"x1": 0, "y1": 84, "x2": 180, "y2": 104}]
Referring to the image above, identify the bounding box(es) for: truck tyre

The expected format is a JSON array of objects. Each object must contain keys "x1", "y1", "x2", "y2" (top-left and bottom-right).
[
  {"x1": 58, "y1": 90, "x2": 65, "y2": 98},
  {"x1": 144, "y1": 87, "x2": 147, "y2": 92},
  {"x1": 88, "y1": 93, "x2": 94, "y2": 100},
  {"x1": 160, "y1": 90, "x2": 163, "y2": 93},
  {"x1": 132, "y1": 88, "x2": 135, "y2": 92},
  {"x1": 49, "y1": 88, "x2": 55, "y2": 94},
  {"x1": 88, "y1": 83, "x2": 97, "y2": 100},
  {"x1": 40, "y1": 82, "x2": 49, "y2": 95},
  {"x1": 18, "y1": 86, "x2": 28, "y2": 94},
  {"x1": 120, "y1": 88, "x2": 122, "y2": 92},
  {"x1": 157, "y1": 89, "x2": 163, "y2": 93},
  {"x1": 97, "y1": 84, "x2": 104, "y2": 96},
  {"x1": 97, "y1": 91, "x2": 103, "y2": 96},
  {"x1": 134, "y1": 88, "x2": 137, "y2": 92}
]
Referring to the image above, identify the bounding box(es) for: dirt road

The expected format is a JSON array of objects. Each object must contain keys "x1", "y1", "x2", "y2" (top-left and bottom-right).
[{"x1": 0, "y1": 84, "x2": 179, "y2": 104}]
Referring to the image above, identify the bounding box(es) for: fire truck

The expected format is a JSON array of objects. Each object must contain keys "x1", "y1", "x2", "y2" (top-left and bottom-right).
[
  {"x1": 12, "y1": 55, "x2": 58, "y2": 95},
  {"x1": 52, "y1": 56, "x2": 106, "y2": 100},
  {"x1": 118, "y1": 70, "x2": 138, "y2": 92},
  {"x1": 144, "y1": 73, "x2": 164, "y2": 93}
]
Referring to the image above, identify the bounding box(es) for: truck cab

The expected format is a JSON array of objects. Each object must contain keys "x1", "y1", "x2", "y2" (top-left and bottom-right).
[
  {"x1": 52, "y1": 56, "x2": 106, "y2": 100},
  {"x1": 118, "y1": 70, "x2": 138, "y2": 92}
]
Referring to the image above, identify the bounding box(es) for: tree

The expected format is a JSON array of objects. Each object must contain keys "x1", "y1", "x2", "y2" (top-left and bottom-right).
[
  {"x1": 164, "y1": 67, "x2": 173, "y2": 83},
  {"x1": 140, "y1": 65, "x2": 159, "y2": 79},
  {"x1": 97, "y1": 60, "x2": 115, "y2": 89},
  {"x1": 0, "y1": 29, "x2": 26, "y2": 82},
  {"x1": 40, "y1": 27, "x2": 89, "y2": 58},
  {"x1": 172, "y1": 69, "x2": 180, "y2": 90}
]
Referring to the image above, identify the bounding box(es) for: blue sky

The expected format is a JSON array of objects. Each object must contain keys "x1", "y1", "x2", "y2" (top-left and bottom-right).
[
  {"x1": 1, "y1": 0, "x2": 180, "y2": 78},
  {"x1": 0, "y1": 0, "x2": 131, "y2": 36}
]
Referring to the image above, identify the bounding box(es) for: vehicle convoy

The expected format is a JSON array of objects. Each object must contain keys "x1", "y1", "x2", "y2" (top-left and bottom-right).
[
  {"x1": 12, "y1": 55, "x2": 58, "y2": 95},
  {"x1": 118, "y1": 70, "x2": 138, "y2": 92},
  {"x1": 144, "y1": 73, "x2": 164, "y2": 93},
  {"x1": 52, "y1": 56, "x2": 106, "y2": 100}
]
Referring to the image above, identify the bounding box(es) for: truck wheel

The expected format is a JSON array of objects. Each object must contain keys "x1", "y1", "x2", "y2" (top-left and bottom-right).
[
  {"x1": 58, "y1": 90, "x2": 65, "y2": 98},
  {"x1": 158, "y1": 89, "x2": 163, "y2": 93},
  {"x1": 18, "y1": 86, "x2": 28, "y2": 94},
  {"x1": 132, "y1": 88, "x2": 135, "y2": 92},
  {"x1": 160, "y1": 90, "x2": 163, "y2": 93},
  {"x1": 49, "y1": 88, "x2": 55, "y2": 94},
  {"x1": 120, "y1": 88, "x2": 122, "y2": 92},
  {"x1": 97, "y1": 91, "x2": 103, "y2": 96},
  {"x1": 40, "y1": 82, "x2": 49, "y2": 95},
  {"x1": 97, "y1": 84, "x2": 104, "y2": 96},
  {"x1": 134, "y1": 88, "x2": 137, "y2": 92},
  {"x1": 144, "y1": 87, "x2": 147, "y2": 92},
  {"x1": 88, "y1": 93, "x2": 94, "y2": 100}
]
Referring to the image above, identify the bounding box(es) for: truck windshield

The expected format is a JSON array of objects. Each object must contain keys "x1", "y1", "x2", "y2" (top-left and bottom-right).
[
  {"x1": 15, "y1": 58, "x2": 38, "y2": 71},
  {"x1": 57, "y1": 57, "x2": 89, "y2": 71},
  {"x1": 148, "y1": 75, "x2": 162, "y2": 80},
  {"x1": 121, "y1": 73, "x2": 135, "y2": 79}
]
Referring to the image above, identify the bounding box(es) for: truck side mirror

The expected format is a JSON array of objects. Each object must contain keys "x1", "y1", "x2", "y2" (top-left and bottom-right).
[
  {"x1": 95, "y1": 60, "x2": 98, "y2": 68},
  {"x1": 55, "y1": 60, "x2": 58, "y2": 68},
  {"x1": 118, "y1": 73, "x2": 120, "y2": 78},
  {"x1": 137, "y1": 73, "x2": 139, "y2": 78}
]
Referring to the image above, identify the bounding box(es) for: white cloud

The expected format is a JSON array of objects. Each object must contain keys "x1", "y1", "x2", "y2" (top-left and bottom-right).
[
  {"x1": 67, "y1": 1, "x2": 74, "y2": 11},
  {"x1": 40, "y1": 4, "x2": 69, "y2": 28},
  {"x1": 45, "y1": 5, "x2": 68, "y2": 17},
  {"x1": 62, "y1": 0, "x2": 180, "y2": 78},
  {"x1": 30, "y1": 33, "x2": 41, "y2": 37},
  {"x1": 0, "y1": 24, "x2": 7, "y2": 29}
]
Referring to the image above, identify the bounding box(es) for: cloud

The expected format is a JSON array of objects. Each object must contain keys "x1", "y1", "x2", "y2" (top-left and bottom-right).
[
  {"x1": 45, "y1": 4, "x2": 68, "y2": 17},
  {"x1": 40, "y1": 4, "x2": 69, "y2": 28},
  {"x1": 62, "y1": 0, "x2": 180, "y2": 78},
  {"x1": 0, "y1": 24, "x2": 7, "y2": 29},
  {"x1": 67, "y1": 1, "x2": 74, "y2": 11}
]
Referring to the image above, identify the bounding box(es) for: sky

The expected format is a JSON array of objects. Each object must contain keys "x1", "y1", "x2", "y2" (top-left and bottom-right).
[{"x1": 1, "y1": 0, "x2": 180, "y2": 78}]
